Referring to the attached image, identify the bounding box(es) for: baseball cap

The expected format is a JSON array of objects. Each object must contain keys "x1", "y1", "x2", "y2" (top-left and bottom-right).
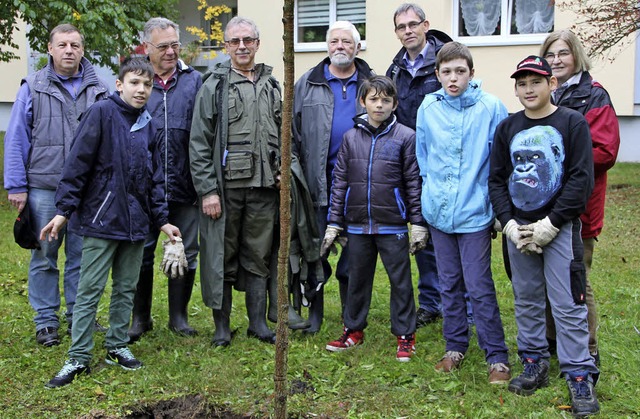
[{"x1": 510, "y1": 55, "x2": 553, "y2": 78}]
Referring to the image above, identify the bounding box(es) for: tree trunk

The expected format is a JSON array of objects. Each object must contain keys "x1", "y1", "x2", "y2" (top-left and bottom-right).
[{"x1": 274, "y1": 1, "x2": 294, "y2": 418}]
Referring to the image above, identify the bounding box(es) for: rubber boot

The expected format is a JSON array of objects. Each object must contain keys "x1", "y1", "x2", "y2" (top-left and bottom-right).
[
  {"x1": 212, "y1": 282, "x2": 233, "y2": 347},
  {"x1": 305, "y1": 287, "x2": 324, "y2": 334},
  {"x1": 267, "y1": 276, "x2": 310, "y2": 330},
  {"x1": 168, "y1": 270, "x2": 198, "y2": 336},
  {"x1": 245, "y1": 276, "x2": 276, "y2": 344},
  {"x1": 128, "y1": 269, "x2": 154, "y2": 343}
]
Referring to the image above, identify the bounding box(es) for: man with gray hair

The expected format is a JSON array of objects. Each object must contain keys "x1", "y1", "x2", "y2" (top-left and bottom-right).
[
  {"x1": 128, "y1": 17, "x2": 202, "y2": 342},
  {"x1": 190, "y1": 16, "x2": 281, "y2": 346},
  {"x1": 292, "y1": 21, "x2": 374, "y2": 333}
]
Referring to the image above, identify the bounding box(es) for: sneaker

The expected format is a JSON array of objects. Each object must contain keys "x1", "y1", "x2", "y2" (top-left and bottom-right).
[
  {"x1": 488, "y1": 362, "x2": 511, "y2": 384},
  {"x1": 36, "y1": 327, "x2": 60, "y2": 347},
  {"x1": 566, "y1": 371, "x2": 600, "y2": 416},
  {"x1": 435, "y1": 351, "x2": 464, "y2": 372},
  {"x1": 326, "y1": 327, "x2": 364, "y2": 352},
  {"x1": 396, "y1": 334, "x2": 416, "y2": 362},
  {"x1": 67, "y1": 320, "x2": 108, "y2": 336},
  {"x1": 416, "y1": 308, "x2": 442, "y2": 329},
  {"x1": 508, "y1": 356, "x2": 549, "y2": 396},
  {"x1": 45, "y1": 359, "x2": 90, "y2": 388},
  {"x1": 105, "y1": 347, "x2": 143, "y2": 370}
]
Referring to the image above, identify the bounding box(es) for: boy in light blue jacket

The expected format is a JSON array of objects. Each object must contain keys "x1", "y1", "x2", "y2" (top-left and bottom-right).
[{"x1": 415, "y1": 42, "x2": 510, "y2": 384}]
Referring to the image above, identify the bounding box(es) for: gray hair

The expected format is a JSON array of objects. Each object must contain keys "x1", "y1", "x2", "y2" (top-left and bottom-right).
[
  {"x1": 143, "y1": 17, "x2": 180, "y2": 42},
  {"x1": 393, "y1": 3, "x2": 426, "y2": 26},
  {"x1": 224, "y1": 16, "x2": 260, "y2": 40},
  {"x1": 326, "y1": 21, "x2": 361, "y2": 46},
  {"x1": 540, "y1": 29, "x2": 591, "y2": 73}
]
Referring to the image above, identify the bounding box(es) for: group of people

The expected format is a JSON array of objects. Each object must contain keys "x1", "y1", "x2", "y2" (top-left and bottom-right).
[{"x1": 3, "y1": 2, "x2": 620, "y2": 416}]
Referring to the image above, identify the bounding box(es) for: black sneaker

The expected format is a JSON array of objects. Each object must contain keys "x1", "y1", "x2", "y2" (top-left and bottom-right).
[
  {"x1": 105, "y1": 347, "x2": 143, "y2": 370},
  {"x1": 566, "y1": 371, "x2": 600, "y2": 416},
  {"x1": 36, "y1": 327, "x2": 60, "y2": 347},
  {"x1": 591, "y1": 351, "x2": 600, "y2": 367},
  {"x1": 45, "y1": 359, "x2": 90, "y2": 388},
  {"x1": 67, "y1": 320, "x2": 108, "y2": 336},
  {"x1": 416, "y1": 308, "x2": 442, "y2": 329},
  {"x1": 508, "y1": 355, "x2": 549, "y2": 396}
]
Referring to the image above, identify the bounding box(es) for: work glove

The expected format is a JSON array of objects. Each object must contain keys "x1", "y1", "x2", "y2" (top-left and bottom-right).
[
  {"x1": 526, "y1": 216, "x2": 560, "y2": 248},
  {"x1": 504, "y1": 219, "x2": 543, "y2": 255},
  {"x1": 160, "y1": 237, "x2": 188, "y2": 279},
  {"x1": 320, "y1": 225, "x2": 344, "y2": 257},
  {"x1": 409, "y1": 225, "x2": 429, "y2": 254}
]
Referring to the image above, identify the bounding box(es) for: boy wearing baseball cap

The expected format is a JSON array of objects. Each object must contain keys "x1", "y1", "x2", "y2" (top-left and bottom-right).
[{"x1": 488, "y1": 56, "x2": 600, "y2": 416}]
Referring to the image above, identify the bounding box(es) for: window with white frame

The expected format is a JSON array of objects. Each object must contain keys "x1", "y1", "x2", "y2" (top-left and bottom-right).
[
  {"x1": 295, "y1": 0, "x2": 366, "y2": 51},
  {"x1": 454, "y1": 0, "x2": 554, "y2": 46}
]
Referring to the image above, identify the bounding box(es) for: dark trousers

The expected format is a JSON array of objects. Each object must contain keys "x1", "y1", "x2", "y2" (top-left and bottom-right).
[{"x1": 344, "y1": 233, "x2": 416, "y2": 336}]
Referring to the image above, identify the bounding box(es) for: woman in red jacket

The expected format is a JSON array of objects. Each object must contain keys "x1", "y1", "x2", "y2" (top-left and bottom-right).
[{"x1": 540, "y1": 29, "x2": 620, "y2": 365}]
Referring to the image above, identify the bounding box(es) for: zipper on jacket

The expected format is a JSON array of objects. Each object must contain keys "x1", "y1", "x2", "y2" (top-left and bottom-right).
[
  {"x1": 163, "y1": 90, "x2": 169, "y2": 202},
  {"x1": 92, "y1": 190, "x2": 113, "y2": 224}
]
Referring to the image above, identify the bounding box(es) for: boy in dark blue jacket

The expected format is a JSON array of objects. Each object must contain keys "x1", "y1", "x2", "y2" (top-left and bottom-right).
[
  {"x1": 41, "y1": 57, "x2": 182, "y2": 388},
  {"x1": 322, "y1": 76, "x2": 427, "y2": 362}
]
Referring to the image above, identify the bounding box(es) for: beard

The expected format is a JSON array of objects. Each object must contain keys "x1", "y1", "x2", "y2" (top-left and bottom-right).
[{"x1": 330, "y1": 52, "x2": 355, "y2": 67}]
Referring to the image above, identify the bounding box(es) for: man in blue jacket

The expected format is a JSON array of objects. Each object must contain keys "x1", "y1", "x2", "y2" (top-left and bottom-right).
[
  {"x1": 3, "y1": 24, "x2": 109, "y2": 347},
  {"x1": 128, "y1": 17, "x2": 203, "y2": 342},
  {"x1": 386, "y1": 3, "x2": 451, "y2": 329}
]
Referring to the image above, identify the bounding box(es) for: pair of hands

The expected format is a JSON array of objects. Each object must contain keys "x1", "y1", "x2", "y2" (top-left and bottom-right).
[
  {"x1": 502, "y1": 217, "x2": 559, "y2": 255},
  {"x1": 320, "y1": 224, "x2": 429, "y2": 256}
]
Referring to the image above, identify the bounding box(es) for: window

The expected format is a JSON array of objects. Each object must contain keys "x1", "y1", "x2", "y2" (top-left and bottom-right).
[
  {"x1": 454, "y1": 0, "x2": 554, "y2": 46},
  {"x1": 295, "y1": 0, "x2": 366, "y2": 52}
]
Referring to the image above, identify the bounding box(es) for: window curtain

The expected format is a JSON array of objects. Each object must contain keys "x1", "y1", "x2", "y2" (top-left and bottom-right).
[
  {"x1": 514, "y1": 0, "x2": 554, "y2": 34},
  {"x1": 460, "y1": 0, "x2": 502, "y2": 36}
]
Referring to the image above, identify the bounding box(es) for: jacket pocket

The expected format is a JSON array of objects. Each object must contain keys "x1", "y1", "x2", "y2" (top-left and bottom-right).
[
  {"x1": 92, "y1": 191, "x2": 115, "y2": 226},
  {"x1": 394, "y1": 188, "x2": 407, "y2": 220},
  {"x1": 228, "y1": 97, "x2": 243, "y2": 123},
  {"x1": 224, "y1": 151, "x2": 254, "y2": 181},
  {"x1": 569, "y1": 260, "x2": 587, "y2": 305}
]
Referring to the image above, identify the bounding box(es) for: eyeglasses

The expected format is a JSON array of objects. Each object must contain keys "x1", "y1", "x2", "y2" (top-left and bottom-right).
[
  {"x1": 543, "y1": 49, "x2": 572, "y2": 61},
  {"x1": 147, "y1": 41, "x2": 181, "y2": 53},
  {"x1": 225, "y1": 37, "x2": 258, "y2": 47},
  {"x1": 395, "y1": 20, "x2": 424, "y2": 32}
]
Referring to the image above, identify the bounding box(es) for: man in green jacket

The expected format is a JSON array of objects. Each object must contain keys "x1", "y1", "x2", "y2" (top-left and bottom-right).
[{"x1": 189, "y1": 16, "x2": 281, "y2": 346}]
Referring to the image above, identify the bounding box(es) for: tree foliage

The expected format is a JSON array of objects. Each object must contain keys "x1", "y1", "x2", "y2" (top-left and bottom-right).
[
  {"x1": 558, "y1": 0, "x2": 640, "y2": 59},
  {"x1": 185, "y1": 0, "x2": 231, "y2": 61},
  {"x1": 0, "y1": 0, "x2": 179, "y2": 72}
]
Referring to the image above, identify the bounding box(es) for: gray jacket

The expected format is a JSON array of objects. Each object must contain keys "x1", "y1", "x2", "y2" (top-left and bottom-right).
[
  {"x1": 292, "y1": 57, "x2": 374, "y2": 207},
  {"x1": 25, "y1": 56, "x2": 109, "y2": 190}
]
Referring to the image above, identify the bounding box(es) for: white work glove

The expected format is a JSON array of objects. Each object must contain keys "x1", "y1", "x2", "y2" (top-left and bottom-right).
[
  {"x1": 503, "y1": 219, "x2": 542, "y2": 255},
  {"x1": 526, "y1": 216, "x2": 560, "y2": 248},
  {"x1": 321, "y1": 225, "x2": 344, "y2": 256},
  {"x1": 160, "y1": 237, "x2": 188, "y2": 279},
  {"x1": 409, "y1": 225, "x2": 429, "y2": 255}
]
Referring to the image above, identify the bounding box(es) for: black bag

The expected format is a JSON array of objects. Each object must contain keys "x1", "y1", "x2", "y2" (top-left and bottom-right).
[{"x1": 14, "y1": 204, "x2": 41, "y2": 250}]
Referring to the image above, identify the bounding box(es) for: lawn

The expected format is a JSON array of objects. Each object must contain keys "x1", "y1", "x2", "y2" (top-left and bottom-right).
[{"x1": 0, "y1": 131, "x2": 638, "y2": 418}]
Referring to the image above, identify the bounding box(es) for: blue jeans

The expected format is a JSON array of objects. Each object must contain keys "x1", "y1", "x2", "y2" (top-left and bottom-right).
[
  {"x1": 414, "y1": 239, "x2": 441, "y2": 314},
  {"x1": 28, "y1": 188, "x2": 82, "y2": 330}
]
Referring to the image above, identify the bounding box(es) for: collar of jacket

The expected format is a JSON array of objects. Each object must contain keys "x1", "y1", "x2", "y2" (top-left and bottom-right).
[
  {"x1": 353, "y1": 113, "x2": 396, "y2": 136},
  {"x1": 307, "y1": 56, "x2": 374, "y2": 85},
  {"x1": 431, "y1": 79, "x2": 482, "y2": 110}
]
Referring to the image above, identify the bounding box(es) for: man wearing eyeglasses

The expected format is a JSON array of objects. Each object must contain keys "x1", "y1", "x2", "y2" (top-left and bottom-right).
[
  {"x1": 127, "y1": 17, "x2": 203, "y2": 343},
  {"x1": 292, "y1": 21, "x2": 375, "y2": 334},
  {"x1": 387, "y1": 3, "x2": 453, "y2": 330},
  {"x1": 190, "y1": 16, "x2": 282, "y2": 346}
]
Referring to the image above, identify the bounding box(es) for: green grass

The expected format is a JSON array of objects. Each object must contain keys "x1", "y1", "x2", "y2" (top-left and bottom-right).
[{"x1": 0, "y1": 130, "x2": 639, "y2": 418}]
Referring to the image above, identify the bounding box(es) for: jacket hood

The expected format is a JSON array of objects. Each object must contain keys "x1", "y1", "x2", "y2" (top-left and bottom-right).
[
  {"x1": 353, "y1": 113, "x2": 397, "y2": 136},
  {"x1": 431, "y1": 79, "x2": 483, "y2": 110}
]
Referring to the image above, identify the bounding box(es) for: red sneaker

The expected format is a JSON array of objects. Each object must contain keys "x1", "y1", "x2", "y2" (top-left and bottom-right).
[
  {"x1": 396, "y1": 333, "x2": 416, "y2": 362},
  {"x1": 326, "y1": 327, "x2": 364, "y2": 352}
]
